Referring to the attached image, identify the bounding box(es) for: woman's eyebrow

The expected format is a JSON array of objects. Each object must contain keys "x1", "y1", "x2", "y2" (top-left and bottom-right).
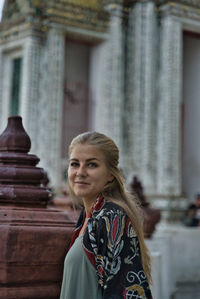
[
  {"x1": 86, "y1": 158, "x2": 100, "y2": 162},
  {"x1": 69, "y1": 158, "x2": 100, "y2": 162}
]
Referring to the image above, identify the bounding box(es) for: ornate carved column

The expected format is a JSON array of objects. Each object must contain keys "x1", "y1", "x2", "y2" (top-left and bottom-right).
[
  {"x1": 155, "y1": 8, "x2": 186, "y2": 220},
  {"x1": 0, "y1": 50, "x2": 3, "y2": 132},
  {"x1": 20, "y1": 35, "x2": 42, "y2": 153},
  {"x1": 0, "y1": 51, "x2": 12, "y2": 133},
  {"x1": 38, "y1": 28, "x2": 65, "y2": 187},
  {"x1": 125, "y1": 1, "x2": 157, "y2": 192},
  {"x1": 94, "y1": 1, "x2": 124, "y2": 153}
]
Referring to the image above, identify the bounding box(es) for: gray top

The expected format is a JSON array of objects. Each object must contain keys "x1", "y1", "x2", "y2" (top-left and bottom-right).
[{"x1": 60, "y1": 235, "x2": 102, "y2": 299}]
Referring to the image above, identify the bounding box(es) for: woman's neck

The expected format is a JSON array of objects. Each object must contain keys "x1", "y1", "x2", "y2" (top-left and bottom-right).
[
  {"x1": 82, "y1": 195, "x2": 100, "y2": 218},
  {"x1": 83, "y1": 200, "x2": 95, "y2": 218}
]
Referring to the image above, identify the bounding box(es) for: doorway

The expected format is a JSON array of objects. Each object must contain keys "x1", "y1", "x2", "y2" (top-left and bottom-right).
[{"x1": 182, "y1": 31, "x2": 200, "y2": 201}]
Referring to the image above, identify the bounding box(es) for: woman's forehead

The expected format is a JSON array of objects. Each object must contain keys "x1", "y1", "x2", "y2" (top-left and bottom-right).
[{"x1": 70, "y1": 144, "x2": 104, "y2": 160}]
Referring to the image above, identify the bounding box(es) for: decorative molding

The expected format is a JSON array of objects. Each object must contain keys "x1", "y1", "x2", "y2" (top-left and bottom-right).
[
  {"x1": 158, "y1": 2, "x2": 200, "y2": 21},
  {"x1": 46, "y1": 2, "x2": 109, "y2": 33},
  {"x1": 1, "y1": 0, "x2": 43, "y2": 23},
  {"x1": 103, "y1": 0, "x2": 124, "y2": 5},
  {"x1": 157, "y1": 0, "x2": 200, "y2": 9},
  {"x1": 57, "y1": 0, "x2": 101, "y2": 10},
  {"x1": 0, "y1": 22, "x2": 45, "y2": 46},
  {"x1": 103, "y1": 0, "x2": 124, "y2": 11},
  {"x1": 1, "y1": 0, "x2": 109, "y2": 34},
  {"x1": 2, "y1": 0, "x2": 21, "y2": 20}
]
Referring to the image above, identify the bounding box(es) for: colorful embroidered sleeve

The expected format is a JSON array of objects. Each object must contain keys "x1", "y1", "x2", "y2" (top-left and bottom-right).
[{"x1": 87, "y1": 203, "x2": 153, "y2": 299}]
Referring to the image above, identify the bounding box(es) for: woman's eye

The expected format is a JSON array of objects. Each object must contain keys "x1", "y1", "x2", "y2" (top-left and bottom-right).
[
  {"x1": 88, "y1": 162, "x2": 98, "y2": 168},
  {"x1": 70, "y1": 162, "x2": 79, "y2": 167}
]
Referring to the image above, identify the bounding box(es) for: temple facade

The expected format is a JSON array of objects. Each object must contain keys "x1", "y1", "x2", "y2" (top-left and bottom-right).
[{"x1": 0, "y1": 0, "x2": 200, "y2": 220}]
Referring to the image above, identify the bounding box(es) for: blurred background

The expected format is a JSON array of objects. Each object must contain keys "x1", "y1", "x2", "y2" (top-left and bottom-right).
[{"x1": 0, "y1": 1, "x2": 200, "y2": 298}]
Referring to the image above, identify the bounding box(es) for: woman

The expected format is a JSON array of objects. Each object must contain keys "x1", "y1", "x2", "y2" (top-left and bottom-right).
[{"x1": 60, "y1": 132, "x2": 153, "y2": 299}]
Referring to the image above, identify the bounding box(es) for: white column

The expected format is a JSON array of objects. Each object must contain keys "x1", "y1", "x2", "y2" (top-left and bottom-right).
[
  {"x1": 19, "y1": 29, "x2": 65, "y2": 188},
  {"x1": 20, "y1": 36, "x2": 41, "y2": 152},
  {"x1": 153, "y1": 14, "x2": 188, "y2": 221},
  {"x1": 0, "y1": 50, "x2": 3, "y2": 132},
  {"x1": 38, "y1": 28, "x2": 65, "y2": 187},
  {"x1": 0, "y1": 51, "x2": 12, "y2": 133},
  {"x1": 125, "y1": 1, "x2": 157, "y2": 192},
  {"x1": 157, "y1": 16, "x2": 182, "y2": 197},
  {"x1": 93, "y1": 2, "x2": 124, "y2": 155},
  {"x1": 141, "y1": 2, "x2": 157, "y2": 194}
]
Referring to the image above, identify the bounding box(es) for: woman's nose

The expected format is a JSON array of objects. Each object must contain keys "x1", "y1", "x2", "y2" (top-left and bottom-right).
[{"x1": 76, "y1": 165, "x2": 87, "y2": 177}]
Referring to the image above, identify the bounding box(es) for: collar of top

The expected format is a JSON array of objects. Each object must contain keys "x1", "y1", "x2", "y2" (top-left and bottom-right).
[{"x1": 87, "y1": 194, "x2": 105, "y2": 219}]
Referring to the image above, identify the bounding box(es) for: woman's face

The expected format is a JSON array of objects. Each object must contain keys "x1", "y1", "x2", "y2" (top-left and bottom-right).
[{"x1": 68, "y1": 144, "x2": 113, "y2": 204}]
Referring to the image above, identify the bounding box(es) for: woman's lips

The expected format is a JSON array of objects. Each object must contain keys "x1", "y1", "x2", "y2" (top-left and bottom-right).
[{"x1": 75, "y1": 182, "x2": 89, "y2": 185}]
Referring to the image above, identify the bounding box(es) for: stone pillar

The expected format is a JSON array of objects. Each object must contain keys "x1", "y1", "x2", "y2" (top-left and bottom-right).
[
  {"x1": 0, "y1": 50, "x2": 12, "y2": 133},
  {"x1": 0, "y1": 116, "x2": 75, "y2": 299},
  {"x1": 94, "y1": 1, "x2": 124, "y2": 154},
  {"x1": 38, "y1": 28, "x2": 65, "y2": 188},
  {"x1": 0, "y1": 50, "x2": 4, "y2": 132},
  {"x1": 20, "y1": 36, "x2": 41, "y2": 151},
  {"x1": 125, "y1": 1, "x2": 157, "y2": 192},
  {"x1": 155, "y1": 12, "x2": 186, "y2": 220}
]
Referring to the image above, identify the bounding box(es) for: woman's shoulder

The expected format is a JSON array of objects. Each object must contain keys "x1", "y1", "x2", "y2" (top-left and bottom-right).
[
  {"x1": 104, "y1": 199, "x2": 125, "y2": 212},
  {"x1": 93, "y1": 198, "x2": 127, "y2": 220}
]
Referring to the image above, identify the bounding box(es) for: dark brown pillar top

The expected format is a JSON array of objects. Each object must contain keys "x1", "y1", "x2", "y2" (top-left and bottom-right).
[{"x1": 0, "y1": 115, "x2": 52, "y2": 207}]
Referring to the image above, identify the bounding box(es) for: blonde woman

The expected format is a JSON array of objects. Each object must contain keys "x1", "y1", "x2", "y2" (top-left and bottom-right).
[{"x1": 60, "y1": 132, "x2": 152, "y2": 299}]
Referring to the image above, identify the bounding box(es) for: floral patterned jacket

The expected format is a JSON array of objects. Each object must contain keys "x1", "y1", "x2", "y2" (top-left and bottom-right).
[{"x1": 68, "y1": 195, "x2": 153, "y2": 299}]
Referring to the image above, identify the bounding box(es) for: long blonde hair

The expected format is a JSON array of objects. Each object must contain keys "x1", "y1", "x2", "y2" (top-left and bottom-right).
[{"x1": 68, "y1": 131, "x2": 152, "y2": 284}]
